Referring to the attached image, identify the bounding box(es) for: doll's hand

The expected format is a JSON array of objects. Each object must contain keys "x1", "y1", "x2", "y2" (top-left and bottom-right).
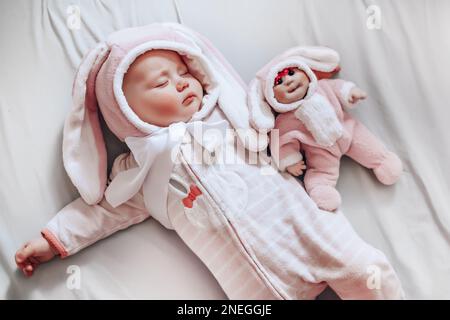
[
  {"x1": 286, "y1": 161, "x2": 307, "y2": 176},
  {"x1": 15, "y1": 237, "x2": 57, "y2": 277},
  {"x1": 348, "y1": 87, "x2": 367, "y2": 104}
]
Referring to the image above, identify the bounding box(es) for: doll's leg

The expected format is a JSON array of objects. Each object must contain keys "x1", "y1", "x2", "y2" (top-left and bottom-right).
[
  {"x1": 346, "y1": 121, "x2": 402, "y2": 185},
  {"x1": 303, "y1": 146, "x2": 342, "y2": 211}
]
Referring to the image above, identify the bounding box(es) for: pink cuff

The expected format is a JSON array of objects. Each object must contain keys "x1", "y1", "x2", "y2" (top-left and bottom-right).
[
  {"x1": 277, "y1": 152, "x2": 303, "y2": 172},
  {"x1": 340, "y1": 81, "x2": 356, "y2": 109},
  {"x1": 41, "y1": 228, "x2": 69, "y2": 259}
]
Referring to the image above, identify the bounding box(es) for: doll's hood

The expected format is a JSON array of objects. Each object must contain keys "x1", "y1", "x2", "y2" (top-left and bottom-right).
[
  {"x1": 248, "y1": 46, "x2": 340, "y2": 131},
  {"x1": 258, "y1": 57, "x2": 319, "y2": 113}
]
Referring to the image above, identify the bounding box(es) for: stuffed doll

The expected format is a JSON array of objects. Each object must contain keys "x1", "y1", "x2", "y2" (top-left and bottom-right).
[{"x1": 248, "y1": 46, "x2": 403, "y2": 211}]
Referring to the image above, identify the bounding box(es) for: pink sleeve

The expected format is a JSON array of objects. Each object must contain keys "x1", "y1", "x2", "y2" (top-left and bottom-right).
[
  {"x1": 41, "y1": 153, "x2": 150, "y2": 258},
  {"x1": 271, "y1": 114, "x2": 303, "y2": 172},
  {"x1": 322, "y1": 79, "x2": 357, "y2": 109},
  {"x1": 277, "y1": 140, "x2": 303, "y2": 171}
]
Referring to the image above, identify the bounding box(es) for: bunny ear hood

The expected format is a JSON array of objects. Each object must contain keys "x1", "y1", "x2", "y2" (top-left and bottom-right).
[
  {"x1": 97, "y1": 24, "x2": 221, "y2": 139},
  {"x1": 248, "y1": 46, "x2": 340, "y2": 131},
  {"x1": 64, "y1": 23, "x2": 259, "y2": 206}
]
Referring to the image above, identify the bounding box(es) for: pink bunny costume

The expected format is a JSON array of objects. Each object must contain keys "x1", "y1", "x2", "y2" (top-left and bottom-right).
[
  {"x1": 41, "y1": 24, "x2": 404, "y2": 299},
  {"x1": 248, "y1": 47, "x2": 403, "y2": 211}
]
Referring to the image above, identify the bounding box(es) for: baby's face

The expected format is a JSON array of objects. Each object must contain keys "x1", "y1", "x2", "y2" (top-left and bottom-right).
[
  {"x1": 122, "y1": 49, "x2": 204, "y2": 127},
  {"x1": 273, "y1": 67, "x2": 310, "y2": 104}
]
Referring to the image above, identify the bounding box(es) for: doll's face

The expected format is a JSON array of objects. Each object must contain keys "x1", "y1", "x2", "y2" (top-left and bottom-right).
[
  {"x1": 273, "y1": 67, "x2": 310, "y2": 104},
  {"x1": 122, "y1": 49, "x2": 204, "y2": 127}
]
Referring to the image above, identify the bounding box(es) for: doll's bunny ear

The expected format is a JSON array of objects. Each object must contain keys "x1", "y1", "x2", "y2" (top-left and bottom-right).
[
  {"x1": 248, "y1": 78, "x2": 275, "y2": 131},
  {"x1": 63, "y1": 42, "x2": 110, "y2": 205},
  {"x1": 313, "y1": 65, "x2": 341, "y2": 80},
  {"x1": 283, "y1": 46, "x2": 341, "y2": 77}
]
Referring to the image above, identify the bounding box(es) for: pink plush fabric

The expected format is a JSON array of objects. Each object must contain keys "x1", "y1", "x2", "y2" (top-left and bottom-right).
[
  {"x1": 247, "y1": 46, "x2": 402, "y2": 211},
  {"x1": 274, "y1": 78, "x2": 403, "y2": 211}
]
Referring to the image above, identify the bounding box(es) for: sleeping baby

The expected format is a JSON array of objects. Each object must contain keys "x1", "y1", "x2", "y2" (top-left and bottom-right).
[{"x1": 15, "y1": 23, "x2": 405, "y2": 300}]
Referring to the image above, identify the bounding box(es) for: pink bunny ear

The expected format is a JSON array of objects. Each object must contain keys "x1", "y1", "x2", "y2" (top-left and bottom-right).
[
  {"x1": 63, "y1": 42, "x2": 110, "y2": 205},
  {"x1": 281, "y1": 46, "x2": 340, "y2": 73},
  {"x1": 248, "y1": 78, "x2": 275, "y2": 131}
]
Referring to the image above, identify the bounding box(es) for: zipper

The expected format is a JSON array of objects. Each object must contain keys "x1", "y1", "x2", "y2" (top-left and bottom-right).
[{"x1": 178, "y1": 147, "x2": 286, "y2": 299}]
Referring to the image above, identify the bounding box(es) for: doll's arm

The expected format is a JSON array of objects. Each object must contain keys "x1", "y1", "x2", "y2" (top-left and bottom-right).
[
  {"x1": 271, "y1": 136, "x2": 304, "y2": 172},
  {"x1": 276, "y1": 140, "x2": 304, "y2": 172},
  {"x1": 322, "y1": 79, "x2": 366, "y2": 109},
  {"x1": 271, "y1": 115, "x2": 304, "y2": 171}
]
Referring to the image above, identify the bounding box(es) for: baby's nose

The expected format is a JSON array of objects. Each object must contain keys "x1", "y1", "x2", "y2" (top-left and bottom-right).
[{"x1": 177, "y1": 80, "x2": 189, "y2": 92}]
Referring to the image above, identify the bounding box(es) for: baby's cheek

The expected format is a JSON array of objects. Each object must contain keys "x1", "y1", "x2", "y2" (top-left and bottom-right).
[{"x1": 151, "y1": 93, "x2": 180, "y2": 116}]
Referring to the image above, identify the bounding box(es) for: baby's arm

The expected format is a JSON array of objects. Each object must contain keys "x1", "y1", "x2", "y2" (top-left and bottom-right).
[
  {"x1": 321, "y1": 79, "x2": 367, "y2": 109},
  {"x1": 15, "y1": 194, "x2": 149, "y2": 277},
  {"x1": 15, "y1": 153, "x2": 150, "y2": 277}
]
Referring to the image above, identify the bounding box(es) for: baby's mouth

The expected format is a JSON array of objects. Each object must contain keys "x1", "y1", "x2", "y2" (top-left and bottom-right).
[{"x1": 182, "y1": 93, "x2": 197, "y2": 106}]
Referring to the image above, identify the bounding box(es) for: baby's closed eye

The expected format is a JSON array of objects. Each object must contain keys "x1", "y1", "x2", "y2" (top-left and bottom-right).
[
  {"x1": 178, "y1": 67, "x2": 190, "y2": 76},
  {"x1": 155, "y1": 80, "x2": 168, "y2": 88},
  {"x1": 148, "y1": 77, "x2": 168, "y2": 89}
]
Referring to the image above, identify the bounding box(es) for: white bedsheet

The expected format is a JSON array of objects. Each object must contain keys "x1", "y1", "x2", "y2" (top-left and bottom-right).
[{"x1": 1, "y1": 0, "x2": 449, "y2": 299}]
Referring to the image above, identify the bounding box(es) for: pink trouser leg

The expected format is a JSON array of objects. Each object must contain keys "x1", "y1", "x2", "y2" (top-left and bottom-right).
[
  {"x1": 346, "y1": 121, "x2": 402, "y2": 185},
  {"x1": 317, "y1": 236, "x2": 406, "y2": 300},
  {"x1": 303, "y1": 146, "x2": 342, "y2": 211}
]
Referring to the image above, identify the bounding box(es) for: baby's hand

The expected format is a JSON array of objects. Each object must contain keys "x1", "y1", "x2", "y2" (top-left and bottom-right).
[
  {"x1": 15, "y1": 237, "x2": 57, "y2": 277},
  {"x1": 348, "y1": 87, "x2": 367, "y2": 104},
  {"x1": 286, "y1": 160, "x2": 307, "y2": 176}
]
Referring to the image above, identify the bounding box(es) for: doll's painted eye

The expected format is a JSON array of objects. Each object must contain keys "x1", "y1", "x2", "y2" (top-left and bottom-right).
[
  {"x1": 288, "y1": 69, "x2": 295, "y2": 76},
  {"x1": 276, "y1": 78, "x2": 283, "y2": 85}
]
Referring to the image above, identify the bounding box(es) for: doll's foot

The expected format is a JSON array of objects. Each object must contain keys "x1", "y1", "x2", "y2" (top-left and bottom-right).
[
  {"x1": 373, "y1": 152, "x2": 403, "y2": 185},
  {"x1": 309, "y1": 185, "x2": 341, "y2": 212}
]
